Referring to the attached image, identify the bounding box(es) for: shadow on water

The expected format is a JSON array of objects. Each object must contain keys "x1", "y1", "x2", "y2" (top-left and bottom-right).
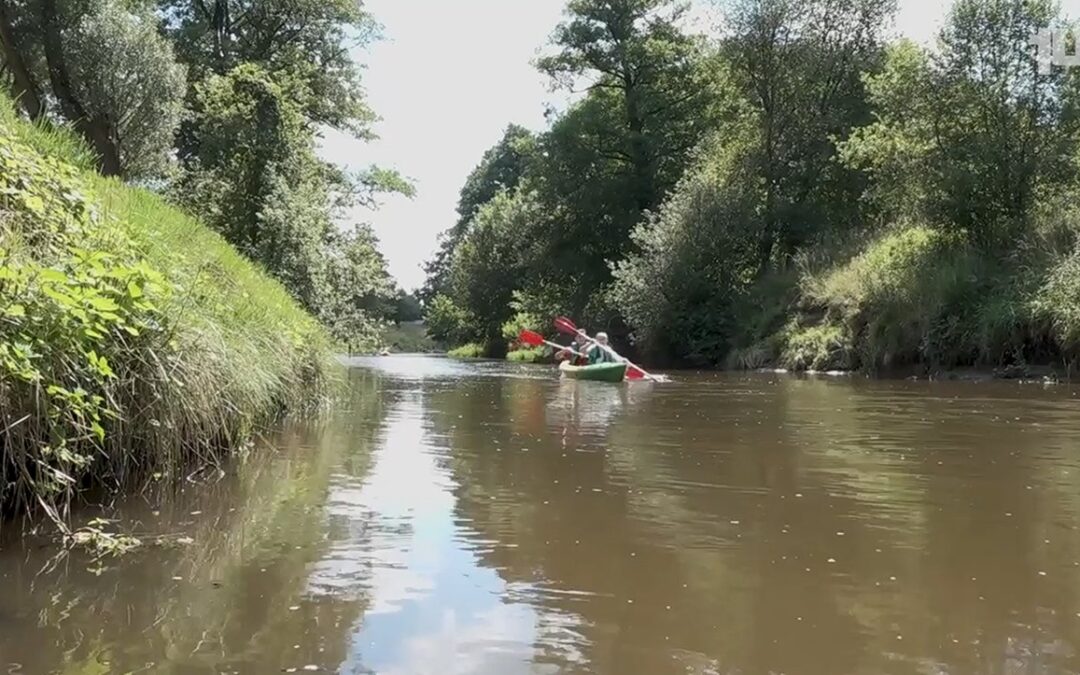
[{"x1": 3, "y1": 357, "x2": 1080, "y2": 674}]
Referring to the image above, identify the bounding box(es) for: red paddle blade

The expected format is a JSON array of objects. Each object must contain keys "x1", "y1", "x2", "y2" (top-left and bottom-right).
[
  {"x1": 519, "y1": 329, "x2": 545, "y2": 347},
  {"x1": 625, "y1": 366, "x2": 645, "y2": 380},
  {"x1": 554, "y1": 316, "x2": 578, "y2": 335}
]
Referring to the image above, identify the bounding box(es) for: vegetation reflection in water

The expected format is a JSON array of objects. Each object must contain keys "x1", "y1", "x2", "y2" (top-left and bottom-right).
[{"x1": 3, "y1": 357, "x2": 1080, "y2": 674}]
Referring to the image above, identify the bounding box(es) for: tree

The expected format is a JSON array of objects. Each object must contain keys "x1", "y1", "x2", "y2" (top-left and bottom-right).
[
  {"x1": 421, "y1": 124, "x2": 537, "y2": 304},
  {"x1": 65, "y1": 1, "x2": 186, "y2": 179},
  {"x1": 447, "y1": 191, "x2": 541, "y2": 353},
  {"x1": 723, "y1": 0, "x2": 896, "y2": 269},
  {"x1": 159, "y1": 0, "x2": 377, "y2": 145},
  {"x1": 841, "y1": 0, "x2": 1075, "y2": 247},
  {"x1": 174, "y1": 64, "x2": 318, "y2": 281},
  {"x1": 393, "y1": 291, "x2": 423, "y2": 323},
  {"x1": 537, "y1": 0, "x2": 717, "y2": 213},
  {"x1": 611, "y1": 130, "x2": 764, "y2": 364},
  {"x1": 0, "y1": 0, "x2": 185, "y2": 178},
  {"x1": 0, "y1": 0, "x2": 44, "y2": 119},
  {"x1": 316, "y1": 224, "x2": 397, "y2": 352}
]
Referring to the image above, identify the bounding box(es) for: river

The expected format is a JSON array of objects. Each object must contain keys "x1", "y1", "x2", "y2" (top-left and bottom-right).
[{"x1": 2, "y1": 355, "x2": 1080, "y2": 674}]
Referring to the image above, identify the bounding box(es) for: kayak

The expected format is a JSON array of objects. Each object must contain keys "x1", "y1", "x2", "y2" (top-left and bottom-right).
[{"x1": 558, "y1": 360, "x2": 627, "y2": 383}]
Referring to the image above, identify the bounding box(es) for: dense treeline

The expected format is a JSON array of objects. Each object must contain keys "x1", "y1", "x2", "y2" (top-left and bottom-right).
[
  {"x1": 0, "y1": 0, "x2": 407, "y2": 350},
  {"x1": 427, "y1": 0, "x2": 1080, "y2": 374}
]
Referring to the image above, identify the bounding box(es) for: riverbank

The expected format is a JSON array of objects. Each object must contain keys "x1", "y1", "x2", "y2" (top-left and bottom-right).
[{"x1": 0, "y1": 98, "x2": 334, "y2": 526}]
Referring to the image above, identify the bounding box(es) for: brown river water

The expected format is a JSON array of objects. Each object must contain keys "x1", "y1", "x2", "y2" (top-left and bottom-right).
[{"x1": 3, "y1": 355, "x2": 1080, "y2": 674}]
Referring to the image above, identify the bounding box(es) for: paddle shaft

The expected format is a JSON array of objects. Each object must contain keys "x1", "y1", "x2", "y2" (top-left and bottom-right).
[
  {"x1": 546, "y1": 339, "x2": 584, "y2": 358},
  {"x1": 518, "y1": 329, "x2": 587, "y2": 359}
]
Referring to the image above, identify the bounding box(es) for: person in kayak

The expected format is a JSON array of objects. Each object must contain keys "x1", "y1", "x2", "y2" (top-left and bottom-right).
[
  {"x1": 584, "y1": 332, "x2": 620, "y2": 365},
  {"x1": 557, "y1": 329, "x2": 591, "y2": 365}
]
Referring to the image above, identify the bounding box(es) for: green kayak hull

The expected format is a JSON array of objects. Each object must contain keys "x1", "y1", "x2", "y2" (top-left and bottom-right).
[{"x1": 559, "y1": 360, "x2": 627, "y2": 383}]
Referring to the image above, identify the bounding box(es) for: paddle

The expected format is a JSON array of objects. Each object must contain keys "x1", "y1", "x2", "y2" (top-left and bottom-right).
[
  {"x1": 519, "y1": 329, "x2": 585, "y2": 359},
  {"x1": 553, "y1": 317, "x2": 665, "y2": 382}
]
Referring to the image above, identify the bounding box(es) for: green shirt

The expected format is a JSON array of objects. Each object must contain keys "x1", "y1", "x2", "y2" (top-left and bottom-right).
[{"x1": 585, "y1": 343, "x2": 617, "y2": 364}]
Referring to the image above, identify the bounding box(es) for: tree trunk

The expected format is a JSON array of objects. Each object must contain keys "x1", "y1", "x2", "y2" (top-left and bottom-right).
[
  {"x1": 624, "y1": 82, "x2": 656, "y2": 213},
  {"x1": 0, "y1": 0, "x2": 44, "y2": 120},
  {"x1": 38, "y1": 0, "x2": 122, "y2": 176}
]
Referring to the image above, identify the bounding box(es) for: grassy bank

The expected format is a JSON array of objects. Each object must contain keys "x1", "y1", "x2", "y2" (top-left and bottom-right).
[
  {"x1": 729, "y1": 216, "x2": 1080, "y2": 376},
  {"x1": 0, "y1": 99, "x2": 334, "y2": 526}
]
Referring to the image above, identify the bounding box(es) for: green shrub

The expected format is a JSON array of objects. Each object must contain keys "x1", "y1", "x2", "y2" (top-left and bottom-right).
[
  {"x1": 778, "y1": 322, "x2": 855, "y2": 371},
  {"x1": 448, "y1": 343, "x2": 485, "y2": 359},
  {"x1": 507, "y1": 347, "x2": 547, "y2": 363},
  {"x1": 791, "y1": 225, "x2": 982, "y2": 370}
]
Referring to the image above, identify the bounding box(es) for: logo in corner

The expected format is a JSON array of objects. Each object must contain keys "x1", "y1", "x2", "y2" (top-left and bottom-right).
[{"x1": 1031, "y1": 29, "x2": 1080, "y2": 74}]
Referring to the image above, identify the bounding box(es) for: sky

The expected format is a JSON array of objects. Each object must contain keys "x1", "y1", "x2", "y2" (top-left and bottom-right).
[{"x1": 314, "y1": 0, "x2": 1012, "y2": 291}]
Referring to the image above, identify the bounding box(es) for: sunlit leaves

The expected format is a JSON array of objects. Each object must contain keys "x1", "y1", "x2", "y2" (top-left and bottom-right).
[{"x1": 1, "y1": 127, "x2": 171, "y2": 509}]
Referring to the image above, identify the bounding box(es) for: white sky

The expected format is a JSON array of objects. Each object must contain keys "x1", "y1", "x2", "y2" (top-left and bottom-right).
[{"x1": 315, "y1": 0, "x2": 1065, "y2": 291}]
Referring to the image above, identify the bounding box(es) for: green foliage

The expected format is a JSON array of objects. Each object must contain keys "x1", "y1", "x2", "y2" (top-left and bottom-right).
[
  {"x1": 427, "y1": 1, "x2": 728, "y2": 351},
  {"x1": 840, "y1": 1, "x2": 1075, "y2": 246},
  {"x1": 501, "y1": 311, "x2": 542, "y2": 342},
  {"x1": 777, "y1": 322, "x2": 854, "y2": 372},
  {"x1": 0, "y1": 97, "x2": 332, "y2": 524},
  {"x1": 447, "y1": 343, "x2": 485, "y2": 359},
  {"x1": 790, "y1": 226, "x2": 981, "y2": 370},
  {"x1": 379, "y1": 321, "x2": 437, "y2": 354},
  {"x1": 422, "y1": 125, "x2": 537, "y2": 304},
  {"x1": 171, "y1": 64, "x2": 399, "y2": 348},
  {"x1": 159, "y1": 0, "x2": 378, "y2": 138},
  {"x1": 424, "y1": 293, "x2": 473, "y2": 346},
  {"x1": 722, "y1": 0, "x2": 894, "y2": 264},
  {"x1": 313, "y1": 224, "x2": 395, "y2": 353},
  {"x1": 610, "y1": 131, "x2": 762, "y2": 365},
  {"x1": 1, "y1": 0, "x2": 400, "y2": 349},
  {"x1": 1, "y1": 131, "x2": 167, "y2": 514},
  {"x1": 64, "y1": 0, "x2": 187, "y2": 179},
  {"x1": 0, "y1": 0, "x2": 186, "y2": 178},
  {"x1": 506, "y1": 347, "x2": 547, "y2": 363},
  {"x1": 393, "y1": 290, "x2": 423, "y2": 323},
  {"x1": 446, "y1": 190, "x2": 540, "y2": 351}
]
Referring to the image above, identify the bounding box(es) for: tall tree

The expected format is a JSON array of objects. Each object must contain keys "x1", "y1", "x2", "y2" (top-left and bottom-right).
[
  {"x1": 841, "y1": 0, "x2": 1074, "y2": 247},
  {"x1": 0, "y1": 0, "x2": 43, "y2": 119},
  {"x1": 421, "y1": 124, "x2": 537, "y2": 304},
  {"x1": 159, "y1": 0, "x2": 377, "y2": 145},
  {"x1": 0, "y1": 0, "x2": 185, "y2": 178},
  {"x1": 537, "y1": 0, "x2": 717, "y2": 214},
  {"x1": 724, "y1": 0, "x2": 896, "y2": 269}
]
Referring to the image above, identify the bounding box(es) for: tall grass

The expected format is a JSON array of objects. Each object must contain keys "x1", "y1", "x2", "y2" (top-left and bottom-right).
[
  {"x1": 765, "y1": 215, "x2": 1080, "y2": 374},
  {"x1": 0, "y1": 97, "x2": 335, "y2": 528}
]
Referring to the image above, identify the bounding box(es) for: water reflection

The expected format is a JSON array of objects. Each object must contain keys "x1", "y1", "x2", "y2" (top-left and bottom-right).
[{"x1": 2, "y1": 359, "x2": 1080, "y2": 674}]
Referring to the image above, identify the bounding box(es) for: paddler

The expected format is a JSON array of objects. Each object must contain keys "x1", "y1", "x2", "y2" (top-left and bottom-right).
[
  {"x1": 557, "y1": 329, "x2": 592, "y2": 365},
  {"x1": 586, "y1": 332, "x2": 620, "y2": 365}
]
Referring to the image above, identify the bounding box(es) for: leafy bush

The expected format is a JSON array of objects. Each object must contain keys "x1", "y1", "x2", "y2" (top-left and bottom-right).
[
  {"x1": 611, "y1": 134, "x2": 763, "y2": 366},
  {"x1": 507, "y1": 347, "x2": 547, "y2": 363},
  {"x1": 787, "y1": 225, "x2": 984, "y2": 370},
  {"x1": 448, "y1": 343, "x2": 485, "y2": 359},
  {"x1": 1, "y1": 132, "x2": 168, "y2": 519}
]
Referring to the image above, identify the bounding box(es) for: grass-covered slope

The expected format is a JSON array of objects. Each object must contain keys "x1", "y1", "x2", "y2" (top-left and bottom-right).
[
  {"x1": 761, "y1": 215, "x2": 1080, "y2": 375},
  {"x1": 0, "y1": 98, "x2": 334, "y2": 524}
]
